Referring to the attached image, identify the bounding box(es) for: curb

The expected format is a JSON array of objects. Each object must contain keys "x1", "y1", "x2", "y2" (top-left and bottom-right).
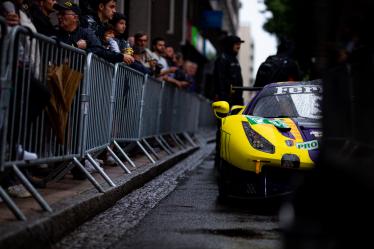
[{"x1": 0, "y1": 145, "x2": 200, "y2": 249}]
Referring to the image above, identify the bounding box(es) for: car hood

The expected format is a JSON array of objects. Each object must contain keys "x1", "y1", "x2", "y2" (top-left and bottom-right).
[{"x1": 245, "y1": 115, "x2": 322, "y2": 163}]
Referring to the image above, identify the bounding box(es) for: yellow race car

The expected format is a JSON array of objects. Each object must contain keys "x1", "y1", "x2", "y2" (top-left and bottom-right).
[{"x1": 213, "y1": 80, "x2": 322, "y2": 199}]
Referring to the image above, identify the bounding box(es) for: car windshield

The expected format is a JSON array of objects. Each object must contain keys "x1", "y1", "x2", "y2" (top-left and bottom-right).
[{"x1": 250, "y1": 90, "x2": 322, "y2": 119}]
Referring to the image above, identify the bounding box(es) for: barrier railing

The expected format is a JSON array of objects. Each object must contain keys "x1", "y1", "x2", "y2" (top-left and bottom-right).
[
  {"x1": 140, "y1": 75, "x2": 163, "y2": 138},
  {"x1": 158, "y1": 82, "x2": 176, "y2": 135},
  {"x1": 112, "y1": 64, "x2": 144, "y2": 141},
  {"x1": 0, "y1": 26, "x2": 216, "y2": 221},
  {"x1": 81, "y1": 53, "x2": 115, "y2": 155},
  {"x1": 0, "y1": 16, "x2": 8, "y2": 171},
  {"x1": 198, "y1": 95, "x2": 216, "y2": 129},
  {"x1": 0, "y1": 26, "x2": 86, "y2": 169}
]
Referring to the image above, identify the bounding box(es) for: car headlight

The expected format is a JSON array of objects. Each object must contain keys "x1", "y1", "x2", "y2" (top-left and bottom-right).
[{"x1": 242, "y1": 121, "x2": 275, "y2": 154}]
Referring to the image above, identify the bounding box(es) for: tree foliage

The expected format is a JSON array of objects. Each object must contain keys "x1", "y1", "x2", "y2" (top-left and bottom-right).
[{"x1": 261, "y1": 0, "x2": 297, "y2": 39}]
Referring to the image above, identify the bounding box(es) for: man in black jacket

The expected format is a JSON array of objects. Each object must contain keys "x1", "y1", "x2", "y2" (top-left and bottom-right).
[
  {"x1": 55, "y1": 1, "x2": 102, "y2": 54},
  {"x1": 213, "y1": 35, "x2": 244, "y2": 105},
  {"x1": 55, "y1": 1, "x2": 133, "y2": 65},
  {"x1": 254, "y1": 38, "x2": 301, "y2": 88},
  {"x1": 29, "y1": 0, "x2": 57, "y2": 36}
]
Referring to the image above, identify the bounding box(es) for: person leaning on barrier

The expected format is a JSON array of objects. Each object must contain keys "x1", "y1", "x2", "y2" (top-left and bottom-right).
[
  {"x1": 80, "y1": 0, "x2": 133, "y2": 64},
  {"x1": 109, "y1": 12, "x2": 131, "y2": 53},
  {"x1": 54, "y1": 2, "x2": 102, "y2": 52},
  {"x1": 0, "y1": 1, "x2": 48, "y2": 198},
  {"x1": 129, "y1": 45, "x2": 153, "y2": 75},
  {"x1": 134, "y1": 32, "x2": 153, "y2": 68},
  {"x1": 54, "y1": 0, "x2": 132, "y2": 66}
]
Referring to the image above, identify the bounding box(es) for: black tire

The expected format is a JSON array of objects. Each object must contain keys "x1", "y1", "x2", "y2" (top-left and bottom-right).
[
  {"x1": 217, "y1": 158, "x2": 231, "y2": 201},
  {"x1": 214, "y1": 128, "x2": 221, "y2": 169}
]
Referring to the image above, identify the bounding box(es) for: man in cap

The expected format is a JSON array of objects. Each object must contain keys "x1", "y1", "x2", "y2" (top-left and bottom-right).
[
  {"x1": 55, "y1": 1, "x2": 102, "y2": 52},
  {"x1": 55, "y1": 1, "x2": 133, "y2": 65},
  {"x1": 213, "y1": 35, "x2": 245, "y2": 105}
]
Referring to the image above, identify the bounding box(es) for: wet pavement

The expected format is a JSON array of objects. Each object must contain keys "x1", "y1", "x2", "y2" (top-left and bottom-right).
[{"x1": 54, "y1": 143, "x2": 283, "y2": 249}]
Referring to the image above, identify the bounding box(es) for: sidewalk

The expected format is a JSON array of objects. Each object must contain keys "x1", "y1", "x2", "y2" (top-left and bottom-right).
[{"x1": 0, "y1": 130, "x2": 216, "y2": 249}]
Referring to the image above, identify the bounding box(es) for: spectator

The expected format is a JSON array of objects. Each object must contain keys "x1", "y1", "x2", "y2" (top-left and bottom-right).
[
  {"x1": 0, "y1": 0, "x2": 47, "y2": 198},
  {"x1": 183, "y1": 60, "x2": 198, "y2": 92},
  {"x1": 29, "y1": 0, "x2": 57, "y2": 36},
  {"x1": 127, "y1": 35, "x2": 134, "y2": 47},
  {"x1": 151, "y1": 37, "x2": 171, "y2": 73},
  {"x1": 151, "y1": 37, "x2": 189, "y2": 88},
  {"x1": 54, "y1": 1, "x2": 103, "y2": 53},
  {"x1": 109, "y1": 12, "x2": 132, "y2": 54},
  {"x1": 129, "y1": 45, "x2": 153, "y2": 75},
  {"x1": 81, "y1": 0, "x2": 133, "y2": 64},
  {"x1": 103, "y1": 28, "x2": 120, "y2": 52},
  {"x1": 134, "y1": 31, "x2": 153, "y2": 68},
  {"x1": 213, "y1": 35, "x2": 244, "y2": 105},
  {"x1": 165, "y1": 45, "x2": 175, "y2": 67},
  {"x1": 173, "y1": 52, "x2": 188, "y2": 82}
]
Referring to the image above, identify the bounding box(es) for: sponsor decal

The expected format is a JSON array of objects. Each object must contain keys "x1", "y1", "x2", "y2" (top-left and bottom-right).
[
  {"x1": 246, "y1": 116, "x2": 289, "y2": 129},
  {"x1": 310, "y1": 131, "x2": 323, "y2": 138},
  {"x1": 275, "y1": 85, "x2": 322, "y2": 95},
  {"x1": 296, "y1": 140, "x2": 319, "y2": 150}
]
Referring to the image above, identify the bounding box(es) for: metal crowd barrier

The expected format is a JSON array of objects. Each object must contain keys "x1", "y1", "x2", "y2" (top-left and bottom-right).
[
  {"x1": 0, "y1": 16, "x2": 7, "y2": 170},
  {"x1": 0, "y1": 26, "x2": 86, "y2": 220},
  {"x1": 198, "y1": 95, "x2": 216, "y2": 129},
  {"x1": 81, "y1": 53, "x2": 114, "y2": 155},
  {"x1": 0, "y1": 25, "x2": 216, "y2": 221},
  {"x1": 158, "y1": 82, "x2": 176, "y2": 135},
  {"x1": 1, "y1": 26, "x2": 86, "y2": 170},
  {"x1": 112, "y1": 63, "x2": 144, "y2": 141}
]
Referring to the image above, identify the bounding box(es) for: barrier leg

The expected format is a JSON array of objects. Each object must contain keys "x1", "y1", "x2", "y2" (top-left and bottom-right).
[
  {"x1": 155, "y1": 136, "x2": 172, "y2": 155},
  {"x1": 174, "y1": 134, "x2": 187, "y2": 148},
  {"x1": 141, "y1": 139, "x2": 160, "y2": 160},
  {"x1": 113, "y1": 140, "x2": 136, "y2": 168},
  {"x1": 73, "y1": 157, "x2": 105, "y2": 193},
  {"x1": 106, "y1": 146, "x2": 131, "y2": 174},
  {"x1": 136, "y1": 141, "x2": 156, "y2": 164},
  {"x1": 45, "y1": 161, "x2": 73, "y2": 183},
  {"x1": 0, "y1": 186, "x2": 27, "y2": 221},
  {"x1": 183, "y1": 132, "x2": 197, "y2": 147},
  {"x1": 12, "y1": 165, "x2": 53, "y2": 213},
  {"x1": 170, "y1": 133, "x2": 185, "y2": 150},
  {"x1": 86, "y1": 154, "x2": 116, "y2": 188},
  {"x1": 159, "y1": 135, "x2": 175, "y2": 153}
]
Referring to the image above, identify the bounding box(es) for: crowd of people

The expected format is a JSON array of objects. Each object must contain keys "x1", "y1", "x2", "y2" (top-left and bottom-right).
[
  {"x1": 0, "y1": 0, "x2": 199, "y2": 90},
  {"x1": 0, "y1": 0, "x2": 200, "y2": 198}
]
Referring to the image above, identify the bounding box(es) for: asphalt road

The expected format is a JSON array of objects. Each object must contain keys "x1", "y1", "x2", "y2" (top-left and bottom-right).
[{"x1": 55, "y1": 144, "x2": 283, "y2": 249}]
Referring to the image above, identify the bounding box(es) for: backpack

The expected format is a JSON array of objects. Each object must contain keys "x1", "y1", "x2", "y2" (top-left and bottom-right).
[{"x1": 254, "y1": 55, "x2": 300, "y2": 87}]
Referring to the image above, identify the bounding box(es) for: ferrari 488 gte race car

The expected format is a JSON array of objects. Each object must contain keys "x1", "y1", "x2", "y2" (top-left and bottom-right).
[{"x1": 213, "y1": 80, "x2": 322, "y2": 199}]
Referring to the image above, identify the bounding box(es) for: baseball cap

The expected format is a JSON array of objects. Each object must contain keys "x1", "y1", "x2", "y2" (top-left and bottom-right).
[{"x1": 54, "y1": 1, "x2": 81, "y2": 15}]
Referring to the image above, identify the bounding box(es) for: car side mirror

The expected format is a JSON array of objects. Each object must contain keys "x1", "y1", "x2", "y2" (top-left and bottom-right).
[
  {"x1": 212, "y1": 101, "x2": 230, "y2": 119},
  {"x1": 230, "y1": 105, "x2": 245, "y2": 115}
]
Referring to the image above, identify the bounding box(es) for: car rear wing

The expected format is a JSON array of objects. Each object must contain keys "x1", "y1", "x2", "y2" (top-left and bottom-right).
[{"x1": 231, "y1": 86, "x2": 263, "y2": 92}]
